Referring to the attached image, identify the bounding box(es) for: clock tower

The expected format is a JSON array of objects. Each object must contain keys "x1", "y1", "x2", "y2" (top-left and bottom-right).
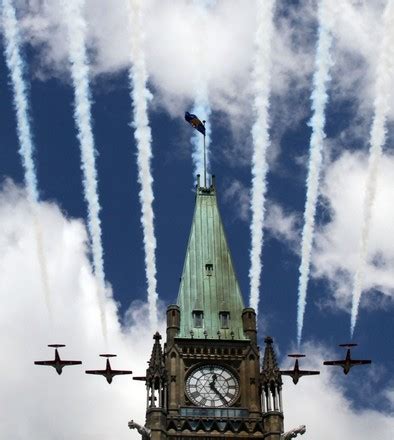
[{"x1": 138, "y1": 177, "x2": 284, "y2": 439}]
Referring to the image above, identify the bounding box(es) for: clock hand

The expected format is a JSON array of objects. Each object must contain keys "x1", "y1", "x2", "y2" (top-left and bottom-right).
[
  {"x1": 209, "y1": 373, "x2": 217, "y2": 388},
  {"x1": 208, "y1": 374, "x2": 227, "y2": 404},
  {"x1": 214, "y1": 388, "x2": 228, "y2": 405},
  {"x1": 210, "y1": 382, "x2": 228, "y2": 404}
]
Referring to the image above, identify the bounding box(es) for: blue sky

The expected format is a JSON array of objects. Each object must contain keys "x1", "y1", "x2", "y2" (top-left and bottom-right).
[{"x1": 0, "y1": 1, "x2": 393, "y2": 439}]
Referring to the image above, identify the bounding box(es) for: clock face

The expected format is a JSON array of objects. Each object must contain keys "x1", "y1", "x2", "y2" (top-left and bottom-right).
[{"x1": 185, "y1": 365, "x2": 239, "y2": 407}]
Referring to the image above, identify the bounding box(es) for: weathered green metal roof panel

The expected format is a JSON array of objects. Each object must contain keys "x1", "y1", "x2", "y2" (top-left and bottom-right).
[{"x1": 177, "y1": 184, "x2": 246, "y2": 340}]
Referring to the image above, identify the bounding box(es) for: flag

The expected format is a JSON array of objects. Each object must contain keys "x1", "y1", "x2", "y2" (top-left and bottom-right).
[{"x1": 185, "y1": 111, "x2": 206, "y2": 136}]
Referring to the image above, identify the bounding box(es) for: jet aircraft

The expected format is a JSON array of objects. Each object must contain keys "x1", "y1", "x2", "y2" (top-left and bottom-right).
[
  {"x1": 323, "y1": 343, "x2": 371, "y2": 374},
  {"x1": 34, "y1": 344, "x2": 82, "y2": 375},
  {"x1": 85, "y1": 354, "x2": 133, "y2": 384},
  {"x1": 280, "y1": 354, "x2": 320, "y2": 384}
]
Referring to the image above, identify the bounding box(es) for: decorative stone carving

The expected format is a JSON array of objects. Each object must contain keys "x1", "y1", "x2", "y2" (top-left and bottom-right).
[
  {"x1": 128, "y1": 420, "x2": 151, "y2": 440},
  {"x1": 281, "y1": 425, "x2": 306, "y2": 439}
]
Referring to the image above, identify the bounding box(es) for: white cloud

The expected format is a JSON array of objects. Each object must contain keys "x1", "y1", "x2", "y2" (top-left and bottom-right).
[
  {"x1": 384, "y1": 388, "x2": 394, "y2": 411},
  {"x1": 265, "y1": 202, "x2": 300, "y2": 249},
  {"x1": 13, "y1": 1, "x2": 313, "y2": 119},
  {"x1": 17, "y1": 0, "x2": 258, "y2": 116},
  {"x1": 329, "y1": 0, "x2": 385, "y2": 109},
  {"x1": 313, "y1": 151, "x2": 394, "y2": 309},
  {"x1": 0, "y1": 181, "x2": 164, "y2": 440},
  {"x1": 221, "y1": 182, "x2": 301, "y2": 246},
  {"x1": 8, "y1": 0, "x2": 394, "y2": 184},
  {"x1": 11, "y1": 0, "x2": 394, "y2": 169},
  {"x1": 222, "y1": 179, "x2": 250, "y2": 221}
]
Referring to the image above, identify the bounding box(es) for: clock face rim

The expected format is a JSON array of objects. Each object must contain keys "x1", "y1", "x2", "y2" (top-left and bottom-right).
[{"x1": 185, "y1": 364, "x2": 240, "y2": 408}]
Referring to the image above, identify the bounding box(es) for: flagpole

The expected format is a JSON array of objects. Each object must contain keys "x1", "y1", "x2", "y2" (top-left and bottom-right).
[{"x1": 203, "y1": 120, "x2": 206, "y2": 188}]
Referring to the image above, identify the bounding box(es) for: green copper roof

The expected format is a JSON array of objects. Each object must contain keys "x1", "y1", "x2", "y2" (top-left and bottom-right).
[{"x1": 177, "y1": 182, "x2": 246, "y2": 340}]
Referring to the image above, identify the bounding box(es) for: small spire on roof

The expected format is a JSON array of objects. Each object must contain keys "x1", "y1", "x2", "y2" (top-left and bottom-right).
[
  {"x1": 147, "y1": 332, "x2": 165, "y2": 381},
  {"x1": 261, "y1": 336, "x2": 282, "y2": 386}
]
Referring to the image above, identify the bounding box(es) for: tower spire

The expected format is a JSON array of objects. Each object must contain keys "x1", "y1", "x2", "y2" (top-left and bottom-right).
[{"x1": 176, "y1": 179, "x2": 246, "y2": 340}]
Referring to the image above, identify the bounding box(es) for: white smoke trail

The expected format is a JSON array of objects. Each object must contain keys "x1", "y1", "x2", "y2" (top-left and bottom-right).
[
  {"x1": 33, "y1": 215, "x2": 52, "y2": 319},
  {"x1": 1, "y1": 0, "x2": 51, "y2": 316},
  {"x1": 350, "y1": 0, "x2": 394, "y2": 337},
  {"x1": 62, "y1": 0, "x2": 107, "y2": 340},
  {"x1": 248, "y1": 0, "x2": 275, "y2": 313},
  {"x1": 127, "y1": 0, "x2": 158, "y2": 330},
  {"x1": 296, "y1": 0, "x2": 335, "y2": 347}
]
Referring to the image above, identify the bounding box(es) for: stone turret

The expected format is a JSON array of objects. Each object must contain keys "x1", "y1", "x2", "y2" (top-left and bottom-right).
[
  {"x1": 145, "y1": 333, "x2": 167, "y2": 440},
  {"x1": 242, "y1": 307, "x2": 257, "y2": 344},
  {"x1": 261, "y1": 336, "x2": 284, "y2": 440},
  {"x1": 166, "y1": 305, "x2": 180, "y2": 344}
]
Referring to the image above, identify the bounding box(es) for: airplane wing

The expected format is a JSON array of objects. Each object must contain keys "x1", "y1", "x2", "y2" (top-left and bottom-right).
[
  {"x1": 280, "y1": 370, "x2": 295, "y2": 376},
  {"x1": 85, "y1": 370, "x2": 106, "y2": 375},
  {"x1": 34, "y1": 360, "x2": 56, "y2": 366},
  {"x1": 61, "y1": 360, "x2": 82, "y2": 366},
  {"x1": 299, "y1": 370, "x2": 320, "y2": 376},
  {"x1": 112, "y1": 370, "x2": 133, "y2": 376},
  {"x1": 323, "y1": 360, "x2": 344, "y2": 366},
  {"x1": 350, "y1": 360, "x2": 371, "y2": 365}
]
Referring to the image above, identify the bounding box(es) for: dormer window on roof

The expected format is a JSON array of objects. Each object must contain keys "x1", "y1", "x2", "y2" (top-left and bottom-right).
[
  {"x1": 192, "y1": 310, "x2": 204, "y2": 328},
  {"x1": 205, "y1": 263, "x2": 213, "y2": 276},
  {"x1": 219, "y1": 311, "x2": 230, "y2": 329}
]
